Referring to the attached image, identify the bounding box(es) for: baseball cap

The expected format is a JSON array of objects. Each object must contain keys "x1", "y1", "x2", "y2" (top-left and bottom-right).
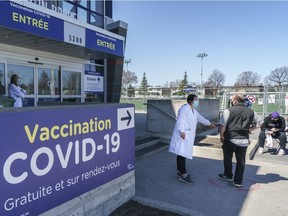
[{"x1": 271, "y1": 112, "x2": 280, "y2": 119}]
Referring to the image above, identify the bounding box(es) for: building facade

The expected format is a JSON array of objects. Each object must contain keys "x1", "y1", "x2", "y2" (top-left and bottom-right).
[{"x1": 0, "y1": 0, "x2": 127, "y2": 106}]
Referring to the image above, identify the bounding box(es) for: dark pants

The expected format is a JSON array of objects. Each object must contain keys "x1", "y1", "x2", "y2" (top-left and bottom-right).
[
  {"x1": 222, "y1": 140, "x2": 247, "y2": 184},
  {"x1": 177, "y1": 155, "x2": 186, "y2": 174},
  {"x1": 258, "y1": 131, "x2": 287, "y2": 150}
]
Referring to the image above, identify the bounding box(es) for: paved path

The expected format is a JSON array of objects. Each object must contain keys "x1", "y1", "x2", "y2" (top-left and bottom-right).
[
  {"x1": 133, "y1": 112, "x2": 288, "y2": 216},
  {"x1": 134, "y1": 145, "x2": 288, "y2": 216}
]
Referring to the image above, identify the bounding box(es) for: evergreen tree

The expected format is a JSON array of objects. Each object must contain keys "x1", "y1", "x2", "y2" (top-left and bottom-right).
[
  {"x1": 138, "y1": 72, "x2": 149, "y2": 96},
  {"x1": 177, "y1": 71, "x2": 188, "y2": 96},
  {"x1": 127, "y1": 84, "x2": 135, "y2": 99}
]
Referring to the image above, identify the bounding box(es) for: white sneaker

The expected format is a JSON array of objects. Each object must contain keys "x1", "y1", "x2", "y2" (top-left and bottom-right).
[
  {"x1": 277, "y1": 149, "x2": 285, "y2": 156},
  {"x1": 258, "y1": 147, "x2": 264, "y2": 155}
]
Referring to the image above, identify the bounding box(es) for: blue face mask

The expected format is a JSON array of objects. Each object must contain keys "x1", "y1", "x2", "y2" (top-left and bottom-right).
[{"x1": 193, "y1": 100, "x2": 199, "y2": 108}]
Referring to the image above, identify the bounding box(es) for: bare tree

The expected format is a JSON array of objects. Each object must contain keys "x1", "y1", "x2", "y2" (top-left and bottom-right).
[
  {"x1": 169, "y1": 80, "x2": 181, "y2": 88},
  {"x1": 163, "y1": 81, "x2": 169, "y2": 87},
  {"x1": 207, "y1": 69, "x2": 225, "y2": 88},
  {"x1": 235, "y1": 71, "x2": 260, "y2": 89},
  {"x1": 263, "y1": 77, "x2": 272, "y2": 86},
  {"x1": 121, "y1": 70, "x2": 138, "y2": 94},
  {"x1": 264, "y1": 66, "x2": 288, "y2": 90}
]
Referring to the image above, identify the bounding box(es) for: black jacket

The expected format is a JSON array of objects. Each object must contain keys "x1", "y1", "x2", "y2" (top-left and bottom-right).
[
  {"x1": 224, "y1": 103, "x2": 255, "y2": 140},
  {"x1": 260, "y1": 115, "x2": 286, "y2": 133}
]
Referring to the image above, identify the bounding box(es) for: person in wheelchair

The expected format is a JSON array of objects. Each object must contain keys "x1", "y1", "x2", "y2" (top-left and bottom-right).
[{"x1": 258, "y1": 112, "x2": 286, "y2": 156}]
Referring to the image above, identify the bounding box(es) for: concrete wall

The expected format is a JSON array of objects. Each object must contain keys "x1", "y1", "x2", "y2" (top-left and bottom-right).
[
  {"x1": 146, "y1": 99, "x2": 220, "y2": 138},
  {"x1": 41, "y1": 172, "x2": 135, "y2": 216}
]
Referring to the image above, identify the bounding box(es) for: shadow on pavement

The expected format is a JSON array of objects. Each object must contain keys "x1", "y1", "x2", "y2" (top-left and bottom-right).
[
  {"x1": 134, "y1": 152, "x2": 262, "y2": 216},
  {"x1": 251, "y1": 173, "x2": 288, "y2": 184},
  {"x1": 110, "y1": 200, "x2": 181, "y2": 216}
]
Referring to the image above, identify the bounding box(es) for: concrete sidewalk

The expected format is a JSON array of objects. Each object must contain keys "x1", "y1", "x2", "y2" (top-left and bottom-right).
[
  {"x1": 133, "y1": 147, "x2": 288, "y2": 216},
  {"x1": 133, "y1": 112, "x2": 288, "y2": 216}
]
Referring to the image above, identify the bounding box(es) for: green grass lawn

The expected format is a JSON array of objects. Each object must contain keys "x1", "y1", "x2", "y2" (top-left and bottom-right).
[
  {"x1": 120, "y1": 98, "x2": 287, "y2": 114},
  {"x1": 252, "y1": 103, "x2": 285, "y2": 114},
  {"x1": 120, "y1": 99, "x2": 147, "y2": 111}
]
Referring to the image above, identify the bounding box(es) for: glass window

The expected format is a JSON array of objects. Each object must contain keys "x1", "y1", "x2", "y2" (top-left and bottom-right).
[
  {"x1": 62, "y1": 1, "x2": 77, "y2": 19},
  {"x1": 78, "y1": 7, "x2": 88, "y2": 22},
  {"x1": 78, "y1": 0, "x2": 88, "y2": 8},
  {"x1": 96, "y1": 66, "x2": 104, "y2": 73},
  {"x1": 62, "y1": 70, "x2": 81, "y2": 95},
  {"x1": 105, "y1": 0, "x2": 112, "y2": 18},
  {"x1": 7, "y1": 64, "x2": 34, "y2": 95},
  {"x1": 90, "y1": 59, "x2": 104, "y2": 65},
  {"x1": 90, "y1": 0, "x2": 104, "y2": 14},
  {"x1": 38, "y1": 68, "x2": 60, "y2": 95},
  {"x1": 63, "y1": 98, "x2": 81, "y2": 102},
  {"x1": 0, "y1": 63, "x2": 5, "y2": 94},
  {"x1": 90, "y1": 12, "x2": 104, "y2": 28},
  {"x1": 85, "y1": 93, "x2": 103, "y2": 102},
  {"x1": 44, "y1": 0, "x2": 58, "y2": 10}
]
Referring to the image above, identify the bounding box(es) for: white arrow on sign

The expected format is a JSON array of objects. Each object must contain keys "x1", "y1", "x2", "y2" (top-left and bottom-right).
[{"x1": 117, "y1": 107, "x2": 135, "y2": 131}]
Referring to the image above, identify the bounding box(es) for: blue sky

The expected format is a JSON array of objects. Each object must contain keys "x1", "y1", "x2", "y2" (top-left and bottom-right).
[{"x1": 113, "y1": 1, "x2": 288, "y2": 87}]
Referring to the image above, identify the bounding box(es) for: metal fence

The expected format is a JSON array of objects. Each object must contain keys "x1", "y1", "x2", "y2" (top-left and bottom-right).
[
  {"x1": 121, "y1": 86, "x2": 288, "y2": 117},
  {"x1": 208, "y1": 86, "x2": 288, "y2": 117}
]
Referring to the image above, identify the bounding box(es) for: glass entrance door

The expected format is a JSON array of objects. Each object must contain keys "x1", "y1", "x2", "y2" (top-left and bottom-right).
[
  {"x1": 7, "y1": 63, "x2": 35, "y2": 106},
  {"x1": 7, "y1": 60, "x2": 84, "y2": 106},
  {"x1": 37, "y1": 66, "x2": 60, "y2": 104},
  {"x1": 7, "y1": 63, "x2": 61, "y2": 106}
]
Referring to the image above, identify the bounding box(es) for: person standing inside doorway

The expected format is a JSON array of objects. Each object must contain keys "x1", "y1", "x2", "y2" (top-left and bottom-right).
[
  {"x1": 169, "y1": 94, "x2": 216, "y2": 184},
  {"x1": 218, "y1": 94, "x2": 255, "y2": 188},
  {"x1": 8, "y1": 74, "x2": 26, "y2": 107}
]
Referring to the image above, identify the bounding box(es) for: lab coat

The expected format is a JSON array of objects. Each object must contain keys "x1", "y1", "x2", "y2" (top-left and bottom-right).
[
  {"x1": 8, "y1": 83, "x2": 26, "y2": 107},
  {"x1": 168, "y1": 104, "x2": 211, "y2": 159}
]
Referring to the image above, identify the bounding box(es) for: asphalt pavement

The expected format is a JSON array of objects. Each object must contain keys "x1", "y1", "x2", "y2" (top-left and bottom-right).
[{"x1": 133, "y1": 112, "x2": 288, "y2": 216}]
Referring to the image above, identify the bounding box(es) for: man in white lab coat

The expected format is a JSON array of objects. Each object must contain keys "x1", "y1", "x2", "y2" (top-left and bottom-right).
[
  {"x1": 169, "y1": 94, "x2": 215, "y2": 184},
  {"x1": 8, "y1": 74, "x2": 26, "y2": 107}
]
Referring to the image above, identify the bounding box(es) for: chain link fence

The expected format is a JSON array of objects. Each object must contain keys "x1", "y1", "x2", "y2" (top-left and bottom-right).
[
  {"x1": 121, "y1": 86, "x2": 288, "y2": 117},
  {"x1": 205, "y1": 86, "x2": 288, "y2": 117}
]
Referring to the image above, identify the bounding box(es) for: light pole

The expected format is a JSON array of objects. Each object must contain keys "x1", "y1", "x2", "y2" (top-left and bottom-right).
[
  {"x1": 124, "y1": 59, "x2": 131, "y2": 98},
  {"x1": 124, "y1": 59, "x2": 131, "y2": 72},
  {"x1": 196, "y1": 53, "x2": 208, "y2": 97}
]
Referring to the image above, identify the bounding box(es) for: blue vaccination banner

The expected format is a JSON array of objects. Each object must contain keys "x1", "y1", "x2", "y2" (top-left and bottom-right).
[
  {"x1": 0, "y1": 104, "x2": 135, "y2": 216},
  {"x1": 0, "y1": 1, "x2": 124, "y2": 57},
  {"x1": 0, "y1": 1, "x2": 64, "y2": 41},
  {"x1": 86, "y1": 29, "x2": 124, "y2": 57}
]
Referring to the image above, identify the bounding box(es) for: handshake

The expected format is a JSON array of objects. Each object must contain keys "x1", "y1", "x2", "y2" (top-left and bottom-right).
[{"x1": 208, "y1": 123, "x2": 219, "y2": 129}]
